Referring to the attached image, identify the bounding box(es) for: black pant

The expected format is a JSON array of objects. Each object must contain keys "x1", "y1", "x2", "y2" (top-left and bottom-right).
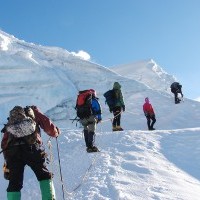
[
  {"x1": 112, "y1": 107, "x2": 121, "y2": 126},
  {"x1": 171, "y1": 90, "x2": 182, "y2": 104},
  {"x1": 6, "y1": 144, "x2": 51, "y2": 192},
  {"x1": 83, "y1": 130, "x2": 95, "y2": 148},
  {"x1": 146, "y1": 115, "x2": 156, "y2": 130},
  {"x1": 174, "y1": 92, "x2": 180, "y2": 103}
]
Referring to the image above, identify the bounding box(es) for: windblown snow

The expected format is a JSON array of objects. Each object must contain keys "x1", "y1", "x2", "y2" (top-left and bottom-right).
[{"x1": 0, "y1": 30, "x2": 200, "y2": 200}]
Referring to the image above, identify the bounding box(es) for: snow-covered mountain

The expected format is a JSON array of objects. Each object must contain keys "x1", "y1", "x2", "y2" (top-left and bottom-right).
[{"x1": 0, "y1": 30, "x2": 200, "y2": 200}]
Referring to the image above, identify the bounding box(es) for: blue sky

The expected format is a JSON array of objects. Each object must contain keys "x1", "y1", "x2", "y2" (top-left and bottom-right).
[{"x1": 0, "y1": 0, "x2": 200, "y2": 99}]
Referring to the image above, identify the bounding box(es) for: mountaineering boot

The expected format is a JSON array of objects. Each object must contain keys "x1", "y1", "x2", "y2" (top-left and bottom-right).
[
  {"x1": 86, "y1": 147, "x2": 93, "y2": 153},
  {"x1": 87, "y1": 146, "x2": 99, "y2": 153},
  {"x1": 92, "y1": 146, "x2": 99, "y2": 152},
  {"x1": 116, "y1": 126, "x2": 123, "y2": 131},
  {"x1": 7, "y1": 192, "x2": 21, "y2": 200},
  {"x1": 175, "y1": 98, "x2": 181, "y2": 104},
  {"x1": 112, "y1": 126, "x2": 118, "y2": 131},
  {"x1": 39, "y1": 179, "x2": 56, "y2": 200}
]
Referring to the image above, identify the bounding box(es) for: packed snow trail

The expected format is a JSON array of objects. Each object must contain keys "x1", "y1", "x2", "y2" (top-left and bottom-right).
[{"x1": 1, "y1": 127, "x2": 200, "y2": 200}]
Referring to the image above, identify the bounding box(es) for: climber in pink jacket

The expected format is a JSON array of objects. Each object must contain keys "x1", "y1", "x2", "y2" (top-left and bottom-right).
[{"x1": 143, "y1": 97, "x2": 156, "y2": 130}]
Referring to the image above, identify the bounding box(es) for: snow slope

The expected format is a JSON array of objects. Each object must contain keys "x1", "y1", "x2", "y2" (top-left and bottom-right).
[{"x1": 0, "y1": 30, "x2": 200, "y2": 200}]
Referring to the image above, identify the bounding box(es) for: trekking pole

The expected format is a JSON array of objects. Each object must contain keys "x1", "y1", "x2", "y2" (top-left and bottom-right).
[{"x1": 56, "y1": 137, "x2": 65, "y2": 200}]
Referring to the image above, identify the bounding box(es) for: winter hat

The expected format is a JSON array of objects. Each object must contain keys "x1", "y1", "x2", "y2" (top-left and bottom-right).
[
  {"x1": 113, "y1": 82, "x2": 121, "y2": 89},
  {"x1": 145, "y1": 97, "x2": 149, "y2": 103},
  {"x1": 8, "y1": 106, "x2": 26, "y2": 124}
]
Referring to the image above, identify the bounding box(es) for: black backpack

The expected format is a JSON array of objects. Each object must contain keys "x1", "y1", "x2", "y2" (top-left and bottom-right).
[
  {"x1": 103, "y1": 89, "x2": 116, "y2": 111},
  {"x1": 76, "y1": 90, "x2": 93, "y2": 119},
  {"x1": 171, "y1": 82, "x2": 182, "y2": 92}
]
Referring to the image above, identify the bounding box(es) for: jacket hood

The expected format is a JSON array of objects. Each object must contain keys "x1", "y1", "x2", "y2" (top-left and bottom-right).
[
  {"x1": 113, "y1": 82, "x2": 121, "y2": 90},
  {"x1": 145, "y1": 97, "x2": 150, "y2": 103}
]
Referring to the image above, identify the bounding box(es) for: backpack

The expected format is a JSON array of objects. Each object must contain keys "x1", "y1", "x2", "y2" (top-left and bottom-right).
[
  {"x1": 171, "y1": 82, "x2": 182, "y2": 93},
  {"x1": 5, "y1": 106, "x2": 37, "y2": 145},
  {"x1": 76, "y1": 90, "x2": 93, "y2": 119},
  {"x1": 171, "y1": 82, "x2": 178, "y2": 89},
  {"x1": 103, "y1": 89, "x2": 116, "y2": 110}
]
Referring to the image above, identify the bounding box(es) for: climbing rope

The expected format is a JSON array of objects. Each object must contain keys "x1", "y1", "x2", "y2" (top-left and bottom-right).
[
  {"x1": 101, "y1": 110, "x2": 122, "y2": 123},
  {"x1": 63, "y1": 151, "x2": 100, "y2": 197}
]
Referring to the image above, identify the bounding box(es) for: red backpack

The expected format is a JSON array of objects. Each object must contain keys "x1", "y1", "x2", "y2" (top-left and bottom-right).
[{"x1": 76, "y1": 90, "x2": 94, "y2": 119}]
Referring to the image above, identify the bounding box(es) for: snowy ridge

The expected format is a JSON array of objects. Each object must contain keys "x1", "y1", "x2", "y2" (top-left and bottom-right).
[
  {"x1": 111, "y1": 59, "x2": 176, "y2": 94},
  {"x1": 0, "y1": 30, "x2": 200, "y2": 200},
  {"x1": 0, "y1": 32, "x2": 11, "y2": 51}
]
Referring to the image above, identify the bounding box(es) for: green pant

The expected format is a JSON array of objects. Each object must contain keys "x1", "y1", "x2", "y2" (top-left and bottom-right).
[
  {"x1": 7, "y1": 179, "x2": 56, "y2": 200},
  {"x1": 40, "y1": 179, "x2": 56, "y2": 200},
  {"x1": 7, "y1": 192, "x2": 21, "y2": 200}
]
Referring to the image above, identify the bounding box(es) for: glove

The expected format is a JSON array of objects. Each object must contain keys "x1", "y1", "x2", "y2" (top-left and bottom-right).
[
  {"x1": 97, "y1": 119, "x2": 102, "y2": 124},
  {"x1": 181, "y1": 94, "x2": 184, "y2": 97},
  {"x1": 3, "y1": 162, "x2": 10, "y2": 180},
  {"x1": 109, "y1": 108, "x2": 113, "y2": 113},
  {"x1": 96, "y1": 117, "x2": 101, "y2": 124},
  {"x1": 122, "y1": 105, "x2": 125, "y2": 112},
  {"x1": 56, "y1": 127, "x2": 60, "y2": 137}
]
